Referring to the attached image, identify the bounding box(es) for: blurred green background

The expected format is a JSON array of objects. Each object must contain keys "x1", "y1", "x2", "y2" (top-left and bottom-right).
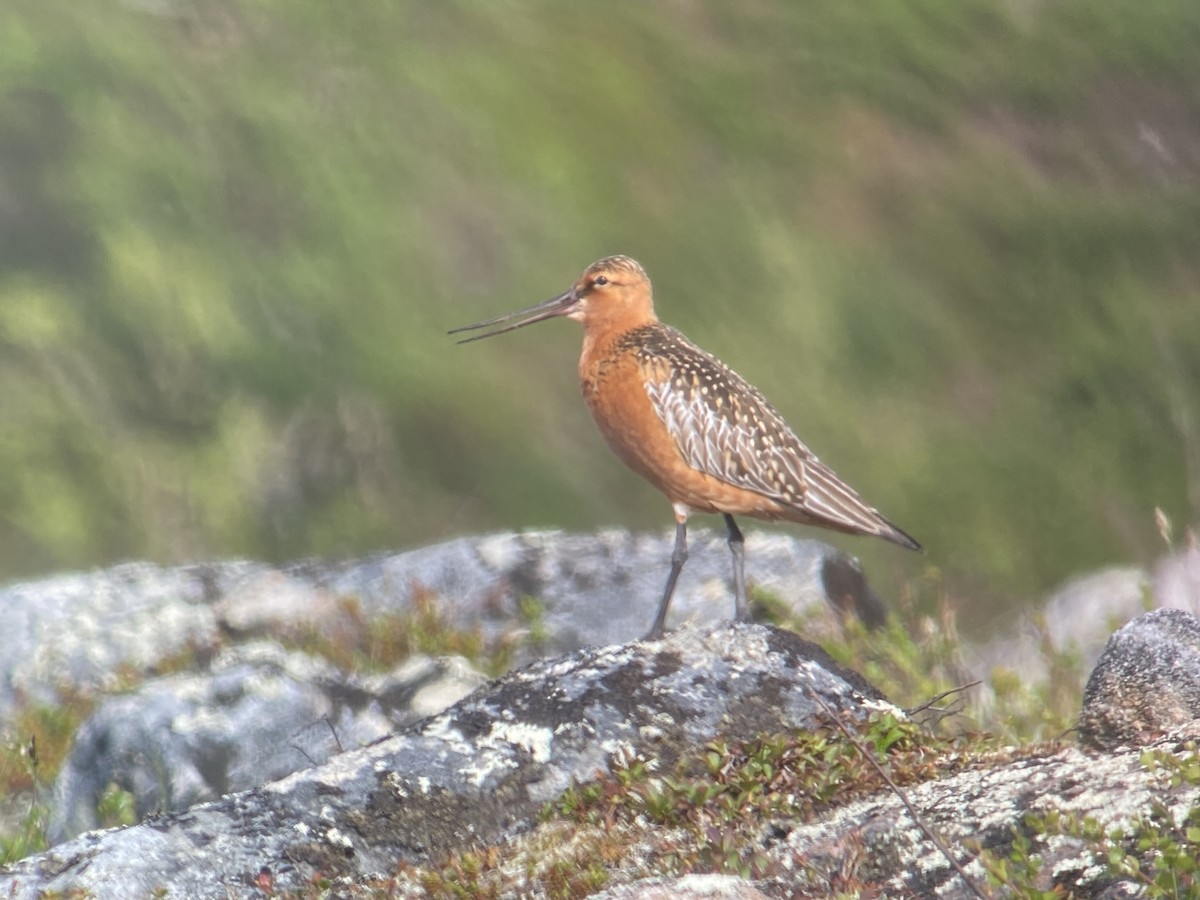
[{"x1": 1, "y1": 0, "x2": 1198, "y2": 626}]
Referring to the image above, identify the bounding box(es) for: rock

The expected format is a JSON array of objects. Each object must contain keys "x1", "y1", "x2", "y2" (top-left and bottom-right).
[
  {"x1": 1078, "y1": 608, "x2": 1200, "y2": 750},
  {"x1": 0, "y1": 531, "x2": 881, "y2": 722},
  {"x1": 757, "y1": 727, "x2": 1200, "y2": 897},
  {"x1": 0, "y1": 623, "x2": 891, "y2": 899},
  {"x1": 47, "y1": 643, "x2": 486, "y2": 843},
  {"x1": 4, "y1": 619, "x2": 1200, "y2": 898},
  {"x1": 592, "y1": 874, "x2": 772, "y2": 899},
  {"x1": 0, "y1": 561, "x2": 236, "y2": 716},
  {"x1": 325, "y1": 530, "x2": 872, "y2": 651}
]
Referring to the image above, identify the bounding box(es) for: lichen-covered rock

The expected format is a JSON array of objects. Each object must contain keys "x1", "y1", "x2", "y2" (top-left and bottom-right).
[
  {"x1": 0, "y1": 531, "x2": 868, "y2": 722},
  {"x1": 0, "y1": 623, "x2": 888, "y2": 899},
  {"x1": 385, "y1": 730, "x2": 1200, "y2": 898},
  {"x1": 592, "y1": 874, "x2": 772, "y2": 899},
  {"x1": 6, "y1": 615, "x2": 1200, "y2": 898},
  {"x1": 760, "y1": 729, "x2": 1200, "y2": 897},
  {"x1": 1078, "y1": 608, "x2": 1200, "y2": 750},
  {"x1": 48, "y1": 643, "x2": 485, "y2": 843},
  {"x1": 0, "y1": 562, "x2": 235, "y2": 716}
]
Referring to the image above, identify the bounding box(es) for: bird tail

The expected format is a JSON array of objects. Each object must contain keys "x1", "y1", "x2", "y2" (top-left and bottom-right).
[
  {"x1": 878, "y1": 517, "x2": 922, "y2": 552},
  {"x1": 796, "y1": 458, "x2": 923, "y2": 552}
]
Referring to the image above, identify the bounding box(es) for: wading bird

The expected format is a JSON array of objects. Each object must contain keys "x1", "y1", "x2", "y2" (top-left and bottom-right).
[{"x1": 451, "y1": 256, "x2": 920, "y2": 639}]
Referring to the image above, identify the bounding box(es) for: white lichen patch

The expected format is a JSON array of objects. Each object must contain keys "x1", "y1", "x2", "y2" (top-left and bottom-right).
[
  {"x1": 170, "y1": 707, "x2": 233, "y2": 734},
  {"x1": 453, "y1": 721, "x2": 556, "y2": 787},
  {"x1": 484, "y1": 721, "x2": 554, "y2": 763},
  {"x1": 458, "y1": 753, "x2": 518, "y2": 788},
  {"x1": 700, "y1": 623, "x2": 772, "y2": 664},
  {"x1": 385, "y1": 772, "x2": 408, "y2": 799},
  {"x1": 638, "y1": 724, "x2": 665, "y2": 741},
  {"x1": 283, "y1": 734, "x2": 424, "y2": 793},
  {"x1": 600, "y1": 737, "x2": 637, "y2": 759},
  {"x1": 861, "y1": 695, "x2": 906, "y2": 716},
  {"x1": 476, "y1": 534, "x2": 524, "y2": 569},
  {"x1": 420, "y1": 713, "x2": 471, "y2": 753},
  {"x1": 1048, "y1": 834, "x2": 1101, "y2": 881}
]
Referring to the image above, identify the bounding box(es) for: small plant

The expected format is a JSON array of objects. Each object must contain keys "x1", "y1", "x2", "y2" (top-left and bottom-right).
[
  {"x1": 770, "y1": 567, "x2": 1085, "y2": 745},
  {"x1": 0, "y1": 692, "x2": 102, "y2": 865},
  {"x1": 550, "y1": 714, "x2": 963, "y2": 880},
  {"x1": 976, "y1": 743, "x2": 1200, "y2": 897},
  {"x1": 96, "y1": 782, "x2": 137, "y2": 830},
  {"x1": 0, "y1": 736, "x2": 50, "y2": 865},
  {"x1": 282, "y1": 588, "x2": 529, "y2": 678}
]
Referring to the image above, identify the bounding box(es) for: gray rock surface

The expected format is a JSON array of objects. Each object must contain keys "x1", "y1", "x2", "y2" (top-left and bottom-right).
[
  {"x1": 0, "y1": 530, "x2": 875, "y2": 720},
  {"x1": 5, "y1": 618, "x2": 1200, "y2": 898},
  {"x1": 315, "y1": 530, "x2": 870, "y2": 651},
  {"x1": 48, "y1": 643, "x2": 485, "y2": 843},
  {"x1": 592, "y1": 874, "x2": 772, "y2": 899},
  {"x1": 1078, "y1": 608, "x2": 1200, "y2": 750},
  {"x1": 0, "y1": 623, "x2": 888, "y2": 899},
  {"x1": 487, "y1": 727, "x2": 1200, "y2": 899},
  {"x1": 0, "y1": 562, "x2": 234, "y2": 715},
  {"x1": 760, "y1": 727, "x2": 1200, "y2": 897}
]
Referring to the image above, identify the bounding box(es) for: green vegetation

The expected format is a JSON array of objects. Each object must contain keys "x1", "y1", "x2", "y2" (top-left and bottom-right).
[
  {"x1": 0, "y1": 704, "x2": 88, "y2": 863},
  {"x1": 402, "y1": 716, "x2": 1024, "y2": 897},
  {"x1": 753, "y1": 576, "x2": 1085, "y2": 742},
  {"x1": 548, "y1": 714, "x2": 954, "y2": 879},
  {"x1": 977, "y1": 746, "x2": 1200, "y2": 897},
  {"x1": 390, "y1": 593, "x2": 1187, "y2": 897},
  {"x1": 0, "y1": 586, "x2": 1190, "y2": 892},
  {"x1": 403, "y1": 721, "x2": 1200, "y2": 898},
  {"x1": 0, "y1": 0, "x2": 1197, "y2": 620},
  {"x1": 282, "y1": 590, "x2": 525, "y2": 678}
]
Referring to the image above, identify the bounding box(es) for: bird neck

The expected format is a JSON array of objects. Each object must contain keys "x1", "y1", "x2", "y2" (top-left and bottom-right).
[{"x1": 580, "y1": 309, "x2": 659, "y2": 362}]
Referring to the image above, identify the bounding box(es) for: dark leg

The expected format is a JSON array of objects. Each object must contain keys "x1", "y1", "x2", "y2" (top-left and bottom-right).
[
  {"x1": 724, "y1": 514, "x2": 749, "y2": 622},
  {"x1": 645, "y1": 518, "x2": 688, "y2": 640}
]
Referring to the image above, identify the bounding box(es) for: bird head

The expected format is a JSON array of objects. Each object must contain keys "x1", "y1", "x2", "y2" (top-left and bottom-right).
[{"x1": 450, "y1": 255, "x2": 655, "y2": 344}]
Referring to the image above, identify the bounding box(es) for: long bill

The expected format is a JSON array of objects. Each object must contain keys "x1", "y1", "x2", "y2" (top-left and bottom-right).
[{"x1": 448, "y1": 289, "x2": 579, "y2": 344}]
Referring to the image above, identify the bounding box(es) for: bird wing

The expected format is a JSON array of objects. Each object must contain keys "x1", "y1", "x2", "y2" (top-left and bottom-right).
[{"x1": 640, "y1": 328, "x2": 906, "y2": 540}]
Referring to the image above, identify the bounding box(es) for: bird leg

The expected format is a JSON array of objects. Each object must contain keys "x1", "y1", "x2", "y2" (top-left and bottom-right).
[
  {"x1": 724, "y1": 514, "x2": 749, "y2": 622},
  {"x1": 645, "y1": 517, "x2": 688, "y2": 640}
]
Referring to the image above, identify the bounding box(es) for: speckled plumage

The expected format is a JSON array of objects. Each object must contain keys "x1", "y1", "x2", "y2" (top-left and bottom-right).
[
  {"x1": 622, "y1": 322, "x2": 917, "y2": 545},
  {"x1": 452, "y1": 254, "x2": 920, "y2": 638}
]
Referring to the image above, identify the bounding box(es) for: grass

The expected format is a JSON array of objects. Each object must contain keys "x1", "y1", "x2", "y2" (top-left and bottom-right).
[
  {"x1": 0, "y1": 703, "x2": 88, "y2": 864},
  {"x1": 386, "y1": 580, "x2": 1094, "y2": 897},
  {"x1": 278, "y1": 586, "x2": 538, "y2": 680},
  {"x1": 0, "y1": 0, "x2": 1197, "y2": 619}
]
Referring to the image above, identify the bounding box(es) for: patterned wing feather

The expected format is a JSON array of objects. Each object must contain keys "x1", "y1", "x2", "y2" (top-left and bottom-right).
[{"x1": 637, "y1": 326, "x2": 918, "y2": 548}]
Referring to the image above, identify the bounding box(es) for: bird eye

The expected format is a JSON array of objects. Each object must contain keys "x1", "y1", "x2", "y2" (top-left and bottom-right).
[{"x1": 593, "y1": 275, "x2": 609, "y2": 286}]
